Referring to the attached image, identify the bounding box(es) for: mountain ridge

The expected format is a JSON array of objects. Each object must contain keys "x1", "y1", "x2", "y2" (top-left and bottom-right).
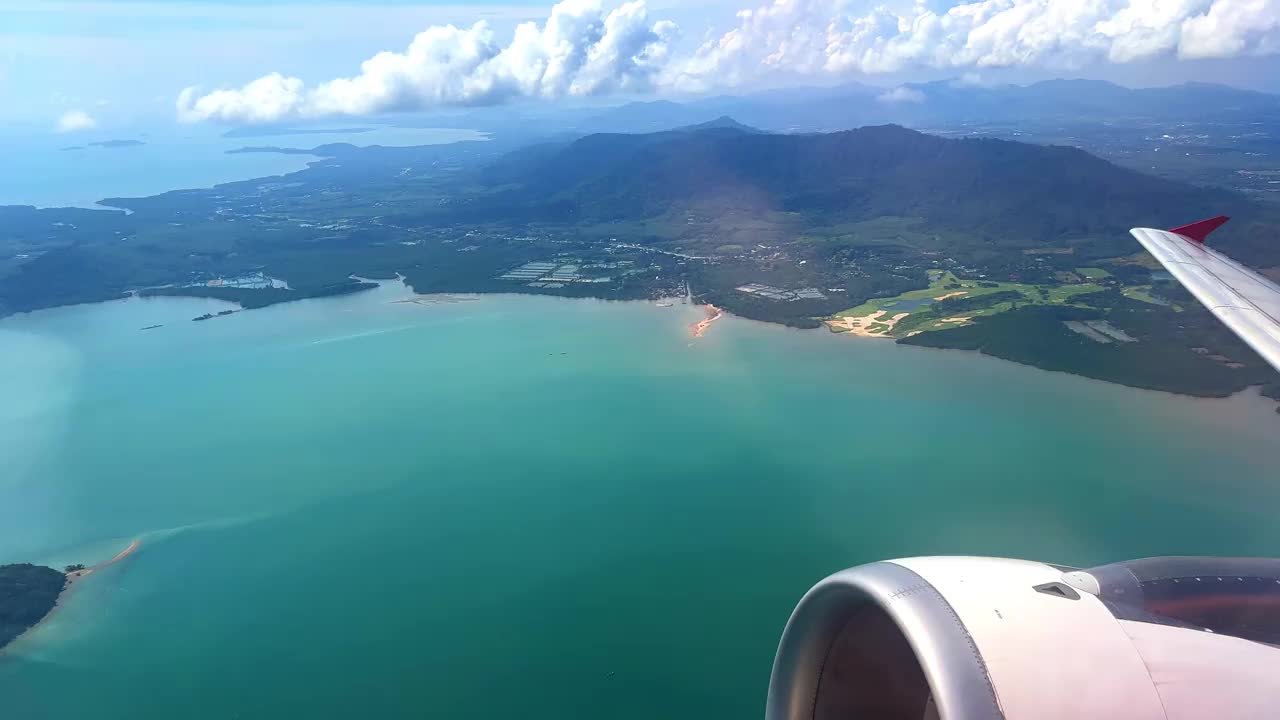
[{"x1": 474, "y1": 123, "x2": 1273, "y2": 264}]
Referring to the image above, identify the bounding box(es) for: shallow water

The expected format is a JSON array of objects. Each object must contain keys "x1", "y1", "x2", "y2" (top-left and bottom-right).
[
  {"x1": 0, "y1": 125, "x2": 486, "y2": 209},
  {"x1": 1, "y1": 283, "x2": 1276, "y2": 719}
]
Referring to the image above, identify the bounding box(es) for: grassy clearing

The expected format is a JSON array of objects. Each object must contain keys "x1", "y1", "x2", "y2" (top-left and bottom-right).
[
  {"x1": 1044, "y1": 283, "x2": 1106, "y2": 302},
  {"x1": 835, "y1": 271, "x2": 963, "y2": 317},
  {"x1": 1122, "y1": 285, "x2": 1167, "y2": 305},
  {"x1": 1076, "y1": 267, "x2": 1113, "y2": 280},
  {"x1": 830, "y1": 269, "x2": 1107, "y2": 336}
]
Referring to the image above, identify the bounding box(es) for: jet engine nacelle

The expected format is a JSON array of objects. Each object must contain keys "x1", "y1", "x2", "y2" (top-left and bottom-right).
[{"x1": 766, "y1": 556, "x2": 1280, "y2": 720}]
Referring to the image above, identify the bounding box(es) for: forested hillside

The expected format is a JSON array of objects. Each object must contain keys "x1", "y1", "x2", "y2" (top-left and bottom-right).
[
  {"x1": 0, "y1": 564, "x2": 65, "y2": 649},
  {"x1": 477, "y1": 124, "x2": 1277, "y2": 265}
]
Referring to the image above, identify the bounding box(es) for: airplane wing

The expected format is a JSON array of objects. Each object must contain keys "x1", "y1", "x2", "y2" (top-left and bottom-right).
[{"x1": 1131, "y1": 217, "x2": 1280, "y2": 373}]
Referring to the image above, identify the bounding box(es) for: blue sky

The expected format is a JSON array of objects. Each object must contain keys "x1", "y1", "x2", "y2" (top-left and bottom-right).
[{"x1": 5, "y1": 0, "x2": 1280, "y2": 132}]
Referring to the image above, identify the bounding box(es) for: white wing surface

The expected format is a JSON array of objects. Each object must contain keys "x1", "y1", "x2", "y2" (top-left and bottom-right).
[{"x1": 1131, "y1": 217, "x2": 1280, "y2": 373}]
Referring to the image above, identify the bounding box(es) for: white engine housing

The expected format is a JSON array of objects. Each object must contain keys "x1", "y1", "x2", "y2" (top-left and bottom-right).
[{"x1": 765, "y1": 557, "x2": 1280, "y2": 720}]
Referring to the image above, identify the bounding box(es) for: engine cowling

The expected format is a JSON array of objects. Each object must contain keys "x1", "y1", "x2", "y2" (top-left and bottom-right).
[{"x1": 765, "y1": 556, "x2": 1280, "y2": 720}]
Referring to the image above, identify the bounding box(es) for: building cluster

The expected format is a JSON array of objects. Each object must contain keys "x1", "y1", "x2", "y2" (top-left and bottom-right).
[
  {"x1": 498, "y1": 261, "x2": 613, "y2": 289},
  {"x1": 735, "y1": 284, "x2": 827, "y2": 301}
]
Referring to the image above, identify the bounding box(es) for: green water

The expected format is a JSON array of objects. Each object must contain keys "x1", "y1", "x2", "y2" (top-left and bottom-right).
[{"x1": 1, "y1": 281, "x2": 1277, "y2": 719}]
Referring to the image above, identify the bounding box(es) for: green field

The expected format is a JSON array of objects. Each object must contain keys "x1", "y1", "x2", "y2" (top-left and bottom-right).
[
  {"x1": 834, "y1": 270, "x2": 964, "y2": 318},
  {"x1": 831, "y1": 270, "x2": 1106, "y2": 335},
  {"x1": 1122, "y1": 285, "x2": 1167, "y2": 305},
  {"x1": 1076, "y1": 267, "x2": 1113, "y2": 280}
]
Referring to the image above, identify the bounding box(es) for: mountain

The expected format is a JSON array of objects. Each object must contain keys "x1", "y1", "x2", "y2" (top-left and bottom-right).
[
  {"x1": 476, "y1": 124, "x2": 1274, "y2": 263},
  {"x1": 675, "y1": 116, "x2": 764, "y2": 134},
  {"x1": 570, "y1": 80, "x2": 1280, "y2": 135},
  {"x1": 881, "y1": 79, "x2": 1280, "y2": 125}
]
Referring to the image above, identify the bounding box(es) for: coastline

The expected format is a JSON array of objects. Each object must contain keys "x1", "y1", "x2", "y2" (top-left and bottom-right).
[
  {"x1": 1, "y1": 539, "x2": 141, "y2": 655},
  {"x1": 3, "y1": 280, "x2": 1275, "y2": 409},
  {"x1": 2, "y1": 126, "x2": 489, "y2": 211},
  {"x1": 691, "y1": 304, "x2": 724, "y2": 338}
]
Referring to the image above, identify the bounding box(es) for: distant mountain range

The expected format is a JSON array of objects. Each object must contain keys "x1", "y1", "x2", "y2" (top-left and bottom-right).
[
  {"x1": 674, "y1": 116, "x2": 764, "y2": 134},
  {"x1": 569, "y1": 79, "x2": 1280, "y2": 135}
]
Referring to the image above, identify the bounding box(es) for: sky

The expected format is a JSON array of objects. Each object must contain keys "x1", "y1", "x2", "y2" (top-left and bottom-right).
[{"x1": 4, "y1": 0, "x2": 1280, "y2": 132}]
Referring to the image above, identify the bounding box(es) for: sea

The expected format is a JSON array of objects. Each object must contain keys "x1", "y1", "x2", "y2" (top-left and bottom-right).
[
  {"x1": 0, "y1": 124, "x2": 486, "y2": 209},
  {"x1": 1, "y1": 281, "x2": 1277, "y2": 719}
]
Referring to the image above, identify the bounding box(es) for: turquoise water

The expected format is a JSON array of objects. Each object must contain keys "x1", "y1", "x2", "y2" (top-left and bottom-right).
[
  {"x1": 1, "y1": 283, "x2": 1277, "y2": 719},
  {"x1": 0, "y1": 126, "x2": 486, "y2": 209}
]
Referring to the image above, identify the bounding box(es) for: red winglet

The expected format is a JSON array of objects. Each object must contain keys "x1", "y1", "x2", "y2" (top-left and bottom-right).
[{"x1": 1169, "y1": 216, "x2": 1230, "y2": 244}]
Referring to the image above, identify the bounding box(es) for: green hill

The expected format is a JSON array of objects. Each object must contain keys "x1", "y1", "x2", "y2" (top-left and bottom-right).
[
  {"x1": 0, "y1": 564, "x2": 65, "y2": 649},
  {"x1": 475, "y1": 124, "x2": 1276, "y2": 265}
]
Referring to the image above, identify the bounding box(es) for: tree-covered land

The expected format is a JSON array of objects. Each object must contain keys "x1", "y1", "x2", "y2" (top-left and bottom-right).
[
  {"x1": 901, "y1": 304, "x2": 1278, "y2": 397},
  {"x1": 0, "y1": 564, "x2": 65, "y2": 650},
  {"x1": 140, "y1": 281, "x2": 379, "y2": 310},
  {"x1": 3, "y1": 124, "x2": 1278, "y2": 399}
]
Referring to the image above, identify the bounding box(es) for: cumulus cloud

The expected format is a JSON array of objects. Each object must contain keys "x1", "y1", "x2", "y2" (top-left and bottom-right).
[
  {"x1": 877, "y1": 86, "x2": 926, "y2": 104},
  {"x1": 178, "y1": 0, "x2": 1280, "y2": 123},
  {"x1": 55, "y1": 109, "x2": 97, "y2": 133},
  {"x1": 673, "y1": 0, "x2": 1280, "y2": 90},
  {"x1": 1180, "y1": 0, "x2": 1280, "y2": 59},
  {"x1": 178, "y1": 0, "x2": 677, "y2": 123}
]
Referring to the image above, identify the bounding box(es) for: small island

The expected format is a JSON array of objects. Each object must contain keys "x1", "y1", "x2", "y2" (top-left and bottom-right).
[
  {"x1": 226, "y1": 145, "x2": 317, "y2": 156},
  {"x1": 0, "y1": 541, "x2": 139, "y2": 652},
  {"x1": 0, "y1": 564, "x2": 66, "y2": 651},
  {"x1": 192, "y1": 309, "x2": 237, "y2": 322},
  {"x1": 88, "y1": 139, "x2": 146, "y2": 149}
]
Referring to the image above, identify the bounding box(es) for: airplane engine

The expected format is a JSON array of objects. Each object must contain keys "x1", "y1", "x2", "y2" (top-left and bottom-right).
[{"x1": 765, "y1": 557, "x2": 1280, "y2": 720}]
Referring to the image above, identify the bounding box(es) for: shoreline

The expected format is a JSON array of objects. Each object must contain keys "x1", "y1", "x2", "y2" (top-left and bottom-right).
[
  {"x1": 3, "y1": 282, "x2": 1274, "y2": 409},
  {"x1": 5, "y1": 127, "x2": 490, "y2": 212},
  {"x1": 1, "y1": 539, "x2": 141, "y2": 655},
  {"x1": 691, "y1": 304, "x2": 724, "y2": 338}
]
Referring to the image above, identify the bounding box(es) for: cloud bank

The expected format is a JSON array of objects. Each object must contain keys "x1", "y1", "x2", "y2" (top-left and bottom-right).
[
  {"x1": 56, "y1": 110, "x2": 97, "y2": 133},
  {"x1": 671, "y1": 0, "x2": 1280, "y2": 91},
  {"x1": 178, "y1": 0, "x2": 676, "y2": 123},
  {"x1": 178, "y1": 0, "x2": 1280, "y2": 123}
]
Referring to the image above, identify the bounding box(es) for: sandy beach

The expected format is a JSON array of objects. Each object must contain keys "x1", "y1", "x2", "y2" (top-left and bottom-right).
[
  {"x1": 691, "y1": 304, "x2": 723, "y2": 338},
  {"x1": 62, "y1": 538, "x2": 141, "y2": 599},
  {"x1": 2, "y1": 538, "x2": 141, "y2": 654},
  {"x1": 826, "y1": 310, "x2": 910, "y2": 338}
]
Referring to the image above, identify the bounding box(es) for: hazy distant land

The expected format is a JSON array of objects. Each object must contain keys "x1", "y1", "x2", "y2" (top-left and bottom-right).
[
  {"x1": 90, "y1": 140, "x2": 146, "y2": 149},
  {"x1": 226, "y1": 145, "x2": 325, "y2": 156},
  {"x1": 6, "y1": 101, "x2": 1280, "y2": 401},
  {"x1": 222, "y1": 126, "x2": 376, "y2": 139}
]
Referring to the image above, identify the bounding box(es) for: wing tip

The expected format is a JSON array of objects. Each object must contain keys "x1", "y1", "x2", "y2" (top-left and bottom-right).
[{"x1": 1169, "y1": 216, "x2": 1230, "y2": 244}]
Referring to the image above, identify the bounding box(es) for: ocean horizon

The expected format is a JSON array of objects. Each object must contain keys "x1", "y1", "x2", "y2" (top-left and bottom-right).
[{"x1": 0, "y1": 125, "x2": 487, "y2": 210}]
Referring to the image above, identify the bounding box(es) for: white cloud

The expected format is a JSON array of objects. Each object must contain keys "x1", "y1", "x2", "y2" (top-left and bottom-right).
[
  {"x1": 674, "y1": 0, "x2": 1280, "y2": 90},
  {"x1": 877, "y1": 86, "x2": 926, "y2": 104},
  {"x1": 55, "y1": 109, "x2": 96, "y2": 132},
  {"x1": 1180, "y1": 0, "x2": 1280, "y2": 59},
  {"x1": 176, "y1": 0, "x2": 1280, "y2": 123},
  {"x1": 178, "y1": 0, "x2": 678, "y2": 123}
]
